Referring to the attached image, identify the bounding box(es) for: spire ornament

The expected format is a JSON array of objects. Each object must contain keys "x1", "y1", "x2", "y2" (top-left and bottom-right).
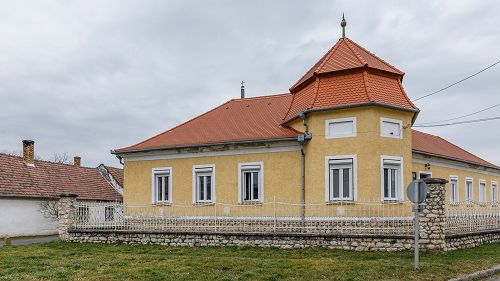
[{"x1": 341, "y1": 13, "x2": 346, "y2": 38}]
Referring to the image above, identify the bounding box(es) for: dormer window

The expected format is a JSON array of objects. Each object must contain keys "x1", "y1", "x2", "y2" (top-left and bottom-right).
[{"x1": 380, "y1": 118, "x2": 403, "y2": 138}]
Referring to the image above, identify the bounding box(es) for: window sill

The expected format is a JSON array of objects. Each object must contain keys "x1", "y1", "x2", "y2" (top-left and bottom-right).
[
  {"x1": 326, "y1": 200, "x2": 356, "y2": 205},
  {"x1": 381, "y1": 200, "x2": 405, "y2": 204},
  {"x1": 240, "y1": 201, "x2": 263, "y2": 206},
  {"x1": 192, "y1": 202, "x2": 215, "y2": 206},
  {"x1": 153, "y1": 202, "x2": 172, "y2": 206}
]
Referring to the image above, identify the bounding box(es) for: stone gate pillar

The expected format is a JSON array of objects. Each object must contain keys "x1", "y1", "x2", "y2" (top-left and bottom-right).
[
  {"x1": 419, "y1": 178, "x2": 447, "y2": 251},
  {"x1": 58, "y1": 194, "x2": 78, "y2": 241}
]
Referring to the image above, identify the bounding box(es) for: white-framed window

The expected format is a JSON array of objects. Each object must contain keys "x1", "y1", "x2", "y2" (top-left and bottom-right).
[
  {"x1": 492, "y1": 181, "x2": 498, "y2": 204},
  {"x1": 381, "y1": 156, "x2": 403, "y2": 201},
  {"x1": 465, "y1": 177, "x2": 473, "y2": 203},
  {"x1": 325, "y1": 156, "x2": 357, "y2": 202},
  {"x1": 380, "y1": 117, "x2": 403, "y2": 139},
  {"x1": 479, "y1": 180, "x2": 486, "y2": 204},
  {"x1": 238, "y1": 162, "x2": 263, "y2": 204},
  {"x1": 192, "y1": 164, "x2": 215, "y2": 204},
  {"x1": 152, "y1": 167, "x2": 172, "y2": 204},
  {"x1": 325, "y1": 117, "x2": 357, "y2": 139},
  {"x1": 449, "y1": 176, "x2": 459, "y2": 204}
]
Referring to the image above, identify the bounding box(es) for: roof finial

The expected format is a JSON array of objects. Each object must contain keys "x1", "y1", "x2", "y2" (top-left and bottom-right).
[
  {"x1": 240, "y1": 81, "x2": 245, "y2": 99},
  {"x1": 341, "y1": 13, "x2": 346, "y2": 38}
]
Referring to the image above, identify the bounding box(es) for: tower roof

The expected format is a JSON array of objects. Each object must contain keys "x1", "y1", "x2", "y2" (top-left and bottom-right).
[{"x1": 290, "y1": 37, "x2": 404, "y2": 92}]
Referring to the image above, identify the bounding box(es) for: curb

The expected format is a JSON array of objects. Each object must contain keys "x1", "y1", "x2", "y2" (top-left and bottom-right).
[{"x1": 448, "y1": 265, "x2": 500, "y2": 281}]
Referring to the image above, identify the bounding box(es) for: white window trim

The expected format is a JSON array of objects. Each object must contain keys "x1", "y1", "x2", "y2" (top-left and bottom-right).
[
  {"x1": 380, "y1": 155, "x2": 404, "y2": 202},
  {"x1": 418, "y1": 171, "x2": 432, "y2": 179},
  {"x1": 449, "y1": 175, "x2": 459, "y2": 204},
  {"x1": 151, "y1": 167, "x2": 172, "y2": 204},
  {"x1": 492, "y1": 181, "x2": 498, "y2": 204},
  {"x1": 325, "y1": 117, "x2": 357, "y2": 139},
  {"x1": 238, "y1": 162, "x2": 264, "y2": 204},
  {"x1": 465, "y1": 177, "x2": 474, "y2": 203},
  {"x1": 324, "y1": 155, "x2": 358, "y2": 202},
  {"x1": 192, "y1": 164, "x2": 215, "y2": 204},
  {"x1": 380, "y1": 117, "x2": 403, "y2": 139},
  {"x1": 479, "y1": 179, "x2": 487, "y2": 204}
]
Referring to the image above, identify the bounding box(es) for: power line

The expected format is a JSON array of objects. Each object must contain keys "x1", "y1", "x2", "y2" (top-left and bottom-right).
[
  {"x1": 412, "y1": 116, "x2": 500, "y2": 128},
  {"x1": 412, "y1": 59, "x2": 500, "y2": 102},
  {"x1": 415, "y1": 103, "x2": 500, "y2": 125}
]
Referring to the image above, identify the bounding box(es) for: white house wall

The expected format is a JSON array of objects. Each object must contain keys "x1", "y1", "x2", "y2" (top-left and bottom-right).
[{"x1": 0, "y1": 198, "x2": 58, "y2": 237}]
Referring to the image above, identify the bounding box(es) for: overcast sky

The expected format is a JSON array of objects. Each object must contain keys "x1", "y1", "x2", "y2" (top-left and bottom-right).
[{"x1": 1, "y1": 0, "x2": 499, "y2": 168}]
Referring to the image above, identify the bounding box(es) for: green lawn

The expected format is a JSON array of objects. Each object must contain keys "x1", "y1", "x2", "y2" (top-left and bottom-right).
[{"x1": 0, "y1": 242, "x2": 498, "y2": 281}]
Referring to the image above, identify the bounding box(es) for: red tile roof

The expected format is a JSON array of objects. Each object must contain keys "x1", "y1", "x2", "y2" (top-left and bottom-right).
[
  {"x1": 290, "y1": 38, "x2": 404, "y2": 92},
  {"x1": 412, "y1": 130, "x2": 499, "y2": 169},
  {"x1": 115, "y1": 94, "x2": 302, "y2": 153},
  {"x1": 104, "y1": 165, "x2": 124, "y2": 187},
  {"x1": 0, "y1": 153, "x2": 123, "y2": 200}
]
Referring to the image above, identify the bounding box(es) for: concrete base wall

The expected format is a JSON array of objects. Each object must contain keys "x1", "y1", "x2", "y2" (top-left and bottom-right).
[{"x1": 0, "y1": 198, "x2": 58, "y2": 237}]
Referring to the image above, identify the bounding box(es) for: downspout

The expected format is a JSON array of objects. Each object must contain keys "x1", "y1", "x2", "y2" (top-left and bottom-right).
[{"x1": 298, "y1": 112, "x2": 312, "y2": 230}]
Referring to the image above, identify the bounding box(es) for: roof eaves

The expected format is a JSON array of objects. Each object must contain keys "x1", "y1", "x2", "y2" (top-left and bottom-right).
[
  {"x1": 282, "y1": 102, "x2": 419, "y2": 125},
  {"x1": 113, "y1": 137, "x2": 301, "y2": 155},
  {"x1": 412, "y1": 150, "x2": 500, "y2": 171}
]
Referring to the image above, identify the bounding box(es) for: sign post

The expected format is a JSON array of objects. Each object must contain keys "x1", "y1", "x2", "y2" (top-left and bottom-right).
[{"x1": 407, "y1": 179, "x2": 427, "y2": 270}]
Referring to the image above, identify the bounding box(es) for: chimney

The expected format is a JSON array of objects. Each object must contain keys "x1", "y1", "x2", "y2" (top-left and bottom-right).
[
  {"x1": 240, "y1": 81, "x2": 245, "y2": 99},
  {"x1": 74, "y1": 156, "x2": 81, "y2": 167},
  {"x1": 22, "y1": 140, "x2": 35, "y2": 166}
]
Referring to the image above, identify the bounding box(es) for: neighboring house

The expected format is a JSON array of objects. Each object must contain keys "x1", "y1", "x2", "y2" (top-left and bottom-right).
[
  {"x1": 112, "y1": 32, "x2": 499, "y2": 213},
  {"x1": 0, "y1": 140, "x2": 123, "y2": 237}
]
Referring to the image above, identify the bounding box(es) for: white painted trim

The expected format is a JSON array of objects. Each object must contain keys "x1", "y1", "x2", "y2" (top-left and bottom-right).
[
  {"x1": 324, "y1": 117, "x2": 357, "y2": 139},
  {"x1": 151, "y1": 167, "x2": 172, "y2": 204},
  {"x1": 418, "y1": 171, "x2": 432, "y2": 179},
  {"x1": 479, "y1": 179, "x2": 487, "y2": 204},
  {"x1": 492, "y1": 181, "x2": 498, "y2": 203},
  {"x1": 324, "y1": 155, "x2": 357, "y2": 202},
  {"x1": 412, "y1": 156, "x2": 500, "y2": 177},
  {"x1": 192, "y1": 164, "x2": 216, "y2": 204},
  {"x1": 380, "y1": 155, "x2": 404, "y2": 202},
  {"x1": 123, "y1": 143, "x2": 300, "y2": 162},
  {"x1": 465, "y1": 177, "x2": 474, "y2": 203},
  {"x1": 449, "y1": 175, "x2": 459, "y2": 203},
  {"x1": 380, "y1": 117, "x2": 403, "y2": 139},
  {"x1": 238, "y1": 162, "x2": 264, "y2": 204}
]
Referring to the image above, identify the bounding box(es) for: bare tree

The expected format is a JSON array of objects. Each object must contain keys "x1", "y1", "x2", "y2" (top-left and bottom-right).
[
  {"x1": 40, "y1": 200, "x2": 59, "y2": 221},
  {"x1": 51, "y1": 152, "x2": 70, "y2": 164}
]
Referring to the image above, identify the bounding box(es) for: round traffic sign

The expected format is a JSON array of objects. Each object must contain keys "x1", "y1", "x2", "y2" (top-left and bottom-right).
[{"x1": 407, "y1": 179, "x2": 427, "y2": 203}]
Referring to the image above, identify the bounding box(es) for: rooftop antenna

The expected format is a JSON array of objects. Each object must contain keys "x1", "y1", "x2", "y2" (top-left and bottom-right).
[
  {"x1": 241, "y1": 81, "x2": 245, "y2": 99},
  {"x1": 341, "y1": 13, "x2": 346, "y2": 38}
]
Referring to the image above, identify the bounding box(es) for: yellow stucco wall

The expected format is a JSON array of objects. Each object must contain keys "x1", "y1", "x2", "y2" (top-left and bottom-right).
[
  {"x1": 412, "y1": 161, "x2": 499, "y2": 205},
  {"x1": 291, "y1": 106, "x2": 415, "y2": 203},
  {"x1": 121, "y1": 104, "x2": 498, "y2": 216}
]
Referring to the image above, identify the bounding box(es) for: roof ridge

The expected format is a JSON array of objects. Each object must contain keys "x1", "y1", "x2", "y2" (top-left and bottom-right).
[
  {"x1": 0, "y1": 152, "x2": 97, "y2": 170},
  {"x1": 316, "y1": 38, "x2": 345, "y2": 73},
  {"x1": 397, "y1": 79, "x2": 417, "y2": 109},
  {"x1": 232, "y1": 93, "x2": 291, "y2": 102},
  {"x1": 309, "y1": 77, "x2": 321, "y2": 108},
  {"x1": 346, "y1": 38, "x2": 403, "y2": 75},
  {"x1": 362, "y1": 70, "x2": 373, "y2": 102},
  {"x1": 114, "y1": 99, "x2": 236, "y2": 152},
  {"x1": 290, "y1": 39, "x2": 343, "y2": 91},
  {"x1": 343, "y1": 38, "x2": 367, "y2": 65}
]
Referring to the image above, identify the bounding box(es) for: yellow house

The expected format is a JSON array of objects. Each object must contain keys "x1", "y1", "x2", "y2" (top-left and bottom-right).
[{"x1": 112, "y1": 31, "x2": 500, "y2": 217}]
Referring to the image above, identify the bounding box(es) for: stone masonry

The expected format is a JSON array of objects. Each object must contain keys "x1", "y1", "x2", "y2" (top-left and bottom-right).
[
  {"x1": 419, "y1": 178, "x2": 447, "y2": 251},
  {"x1": 58, "y1": 194, "x2": 78, "y2": 241}
]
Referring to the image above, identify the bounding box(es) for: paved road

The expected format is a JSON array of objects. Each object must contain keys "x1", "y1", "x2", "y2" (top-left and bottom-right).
[{"x1": 0, "y1": 235, "x2": 59, "y2": 246}]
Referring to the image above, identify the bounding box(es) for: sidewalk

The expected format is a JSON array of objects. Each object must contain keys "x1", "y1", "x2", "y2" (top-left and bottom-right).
[{"x1": 0, "y1": 235, "x2": 59, "y2": 247}]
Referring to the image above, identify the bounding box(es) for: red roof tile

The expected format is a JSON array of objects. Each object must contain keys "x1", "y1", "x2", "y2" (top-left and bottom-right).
[
  {"x1": 412, "y1": 130, "x2": 499, "y2": 169},
  {"x1": 290, "y1": 38, "x2": 404, "y2": 92},
  {"x1": 0, "y1": 153, "x2": 123, "y2": 200},
  {"x1": 115, "y1": 94, "x2": 302, "y2": 153}
]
